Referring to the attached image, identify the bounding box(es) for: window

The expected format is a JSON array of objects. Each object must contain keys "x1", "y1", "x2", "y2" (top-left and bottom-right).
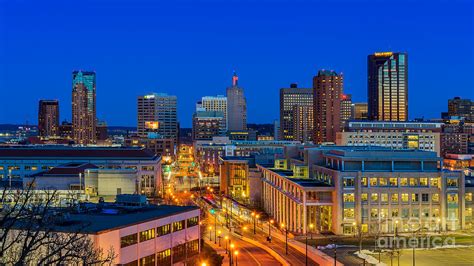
[
  {"x1": 381, "y1": 193, "x2": 388, "y2": 203},
  {"x1": 422, "y1": 208, "x2": 430, "y2": 218},
  {"x1": 409, "y1": 178, "x2": 418, "y2": 186},
  {"x1": 187, "y1": 216, "x2": 199, "y2": 227},
  {"x1": 391, "y1": 193, "x2": 399, "y2": 202},
  {"x1": 370, "y1": 178, "x2": 377, "y2": 187},
  {"x1": 142, "y1": 166, "x2": 155, "y2": 171},
  {"x1": 187, "y1": 239, "x2": 200, "y2": 256},
  {"x1": 157, "y1": 249, "x2": 171, "y2": 266},
  {"x1": 466, "y1": 193, "x2": 473, "y2": 202},
  {"x1": 402, "y1": 208, "x2": 409, "y2": 218},
  {"x1": 361, "y1": 193, "x2": 368, "y2": 202},
  {"x1": 371, "y1": 208, "x2": 378, "y2": 218},
  {"x1": 343, "y1": 177, "x2": 355, "y2": 187},
  {"x1": 401, "y1": 193, "x2": 409, "y2": 203},
  {"x1": 362, "y1": 208, "x2": 368, "y2": 218},
  {"x1": 380, "y1": 208, "x2": 388, "y2": 218},
  {"x1": 412, "y1": 193, "x2": 419, "y2": 203},
  {"x1": 140, "y1": 228, "x2": 155, "y2": 242},
  {"x1": 430, "y1": 177, "x2": 440, "y2": 187},
  {"x1": 447, "y1": 193, "x2": 458, "y2": 203},
  {"x1": 157, "y1": 224, "x2": 171, "y2": 237},
  {"x1": 422, "y1": 193, "x2": 429, "y2": 202},
  {"x1": 371, "y1": 193, "x2": 378, "y2": 203},
  {"x1": 419, "y1": 178, "x2": 428, "y2": 187},
  {"x1": 432, "y1": 193, "x2": 439, "y2": 202},
  {"x1": 361, "y1": 177, "x2": 368, "y2": 187},
  {"x1": 140, "y1": 254, "x2": 155, "y2": 266},
  {"x1": 389, "y1": 178, "x2": 398, "y2": 186},
  {"x1": 400, "y1": 178, "x2": 408, "y2": 186},
  {"x1": 379, "y1": 178, "x2": 388, "y2": 186},
  {"x1": 173, "y1": 220, "x2": 185, "y2": 232},
  {"x1": 343, "y1": 193, "x2": 355, "y2": 202},
  {"x1": 447, "y1": 178, "x2": 458, "y2": 188},
  {"x1": 412, "y1": 208, "x2": 420, "y2": 217},
  {"x1": 343, "y1": 208, "x2": 354, "y2": 219},
  {"x1": 121, "y1": 234, "x2": 138, "y2": 248},
  {"x1": 172, "y1": 243, "x2": 186, "y2": 262},
  {"x1": 392, "y1": 208, "x2": 399, "y2": 217}
]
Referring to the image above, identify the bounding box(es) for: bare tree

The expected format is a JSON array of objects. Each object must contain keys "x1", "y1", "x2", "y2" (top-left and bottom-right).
[{"x1": 0, "y1": 182, "x2": 115, "y2": 265}]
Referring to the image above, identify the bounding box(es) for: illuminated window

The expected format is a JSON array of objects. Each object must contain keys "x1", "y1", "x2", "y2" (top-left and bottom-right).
[
  {"x1": 409, "y1": 178, "x2": 418, "y2": 186},
  {"x1": 401, "y1": 193, "x2": 409, "y2": 202},
  {"x1": 361, "y1": 177, "x2": 368, "y2": 187},
  {"x1": 371, "y1": 193, "x2": 378, "y2": 202},
  {"x1": 157, "y1": 224, "x2": 171, "y2": 237},
  {"x1": 466, "y1": 193, "x2": 473, "y2": 202},
  {"x1": 389, "y1": 178, "x2": 398, "y2": 186},
  {"x1": 430, "y1": 178, "x2": 440, "y2": 187},
  {"x1": 156, "y1": 249, "x2": 171, "y2": 266},
  {"x1": 419, "y1": 178, "x2": 428, "y2": 187},
  {"x1": 432, "y1": 193, "x2": 439, "y2": 202},
  {"x1": 412, "y1": 193, "x2": 419, "y2": 202},
  {"x1": 391, "y1": 193, "x2": 399, "y2": 202},
  {"x1": 381, "y1": 193, "x2": 388, "y2": 202},
  {"x1": 400, "y1": 178, "x2": 408, "y2": 186},
  {"x1": 343, "y1": 208, "x2": 354, "y2": 218},
  {"x1": 121, "y1": 233, "x2": 138, "y2": 248},
  {"x1": 187, "y1": 216, "x2": 199, "y2": 227},
  {"x1": 371, "y1": 208, "x2": 378, "y2": 218},
  {"x1": 173, "y1": 220, "x2": 185, "y2": 232},
  {"x1": 447, "y1": 178, "x2": 458, "y2": 188},
  {"x1": 140, "y1": 228, "x2": 155, "y2": 242},
  {"x1": 370, "y1": 178, "x2": 377, "y2": 187},
  {"x1": 361, "y1": 193, "x2": 368, "y2": 202}
]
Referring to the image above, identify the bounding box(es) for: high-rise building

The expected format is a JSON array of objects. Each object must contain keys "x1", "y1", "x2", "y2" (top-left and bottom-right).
[
  {"x1": 313, "y1": 70, "x2": 343, "y2": 143},
  {"x1": 279, "y1": 83, "x2": 313, "y2": 141},
  {"x1": 351, "y1": 102, "x2": 368, "y2": 120},
  {"x1": 72, "y1": 70, "x2": 96, "y2": 145},
  {"x1": 38, "y1": 100, "x2": 59, "y2": 138},
  {"x1": 199, "y1": 96, "x2": 227, "y2": 130},
  {"x1": 226, "y1": 72, "x2": 247, "y2": 131},
  {"x1": 192, "y1": 111, "x2": 225, "y2": 141},
  {"x1": 340, "y1": 94, "x2": 352, "y2": 131},
  {"x1": 137, "y1": 93, "x2": 178, "y2": 140},
  {"x1": 446, "y1": 97, "x2": 473, "y2": 122},
  {"x1": 292, "y1": 105, "x2": 313, "y2": 142},
  {"x1": 368, "y1": 52, "x2": 408, "y2": 121}
]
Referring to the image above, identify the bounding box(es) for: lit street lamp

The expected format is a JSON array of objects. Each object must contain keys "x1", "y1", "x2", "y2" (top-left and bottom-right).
[
  {"x1": 268, "y1": 219, "x2": 274, "y2": 242},
  {"x1": 280, "y1": 223, "x2": 288, "y2": 255},
  {"x1": 234, "y1": 250, "x2": 239, "y2": 266},
  {"x1": 208, "y1": 226, "x2": 212, "y2": 241}
]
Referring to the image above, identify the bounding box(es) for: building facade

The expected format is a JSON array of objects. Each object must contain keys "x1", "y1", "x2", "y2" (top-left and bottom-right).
[
  {"x1": 351, "y1": 102, "x2": 368, "y2": 120},
  {"x1": 368, "y1": 52, "x2": 408, "y2": 121},
  {"x1": 226, "y1": 72, "x2": 247, "y2": 131},
  {"x1": 137, "y1": 93, "x2": 178, "y2": 140},
  {"x1": 259, "y1": 146, "x2": 465, "y2": 235},
  {"x1": 336, "y1": 121, "x2": 443, "y2": 155},
  {"x1": 340, "y1": 94, "x2": 352, "y2": 131},
  {"x1": 198, "y1": 95, "x2": 228, "y2": 131},
  {"x1": 0, "y1": 146, "x2": 162, "y2": 196},
  {"x1": 279, "y1": 84, "x2": 313, "y2": 141},
  {"x1": 446, "y1": 97, "x2": 473, "y2": 122},
  {"x1": 38, "y1": 100, "x2": 60, "y2": 138},
  {"x1": 313, "y1": 70, "x2": 343, "y2": 144},
  {"x1": 192, "y1": 111, "x2": 225, "y2": 141},
  {"x1": 292, "y1": 105, "x2": 314, "y2": 142}
]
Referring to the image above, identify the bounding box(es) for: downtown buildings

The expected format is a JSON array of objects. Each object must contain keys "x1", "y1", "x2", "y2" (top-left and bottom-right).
[
  {"x1": 137, "y1": 93, "x2": 178, "y2": 140},
  {"x1": 367, "y1": 52, "x2": 408, "y2": 121},
  {"x1": 38, "y1": 100, "x2": 60, "y2": 138},
  {"x1": 226, "y1": 72, "x2": 247, "y2": 131},
  {"x1": 72, "y1": 70, "x2": 97, "y2": 145},
  {"x1": 279, "y1": 83, "x2": 313, "y2": 142}
]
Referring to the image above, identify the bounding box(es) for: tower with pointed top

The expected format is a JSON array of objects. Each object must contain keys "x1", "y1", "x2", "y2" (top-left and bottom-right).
[
  {"x1": 226, "y1": 72, "x2": 247, "y2": 131},
  {"x1": 72, "y1": 70, "x2": 96, "y2": 145}
]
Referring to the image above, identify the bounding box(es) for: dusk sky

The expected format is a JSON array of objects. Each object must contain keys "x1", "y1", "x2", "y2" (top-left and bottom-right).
[{"x1": 1, "y1": 0, "x2": 473, "y2": 127}]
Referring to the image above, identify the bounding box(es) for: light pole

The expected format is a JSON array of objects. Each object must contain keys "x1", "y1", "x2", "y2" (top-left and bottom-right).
[
  {"x1": 230, "y1": 243, "x2": 235, "y2": 266},
  {"x1": 217, "y1": 230, "x2": 222, "y2": 247},
  {"x1": 251, "y1": 212, "x2": 257, "y2": 235},
  {"x1": 208, "y1": 226, "x2": 212, "y2": 241},
  {"x1": 234, "y1": 250, "x2": 239, "y2": 266},
  {"x1": 281, "y1": 223, "x2": 288, "y2": 255},
  {"x1": 305, "y1": 226, "x2": 309, "y2": 266},
  {"x1": 268, "y1": 219, "x2": 274, "y2": 242},
  {"x1": 309, "y1": 223, "x2": 314, "y2": 240},
  {"x1": 224, "y1": 236, "x2": 229, "y2": 254},
  {"x1": 412, "y1": 226, "x2": 416, "y2": 266}
]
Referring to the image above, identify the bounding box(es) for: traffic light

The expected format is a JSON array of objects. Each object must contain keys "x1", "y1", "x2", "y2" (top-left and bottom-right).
[{"x1": 210, "y1": 209, "x2": 215, "y2": 215}]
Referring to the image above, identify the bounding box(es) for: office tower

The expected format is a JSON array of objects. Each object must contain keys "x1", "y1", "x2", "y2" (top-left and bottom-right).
[
  {"x1": 59, "y1": 121, "x2": 73, "y2": 139},
  {"x1": 446, "y1": 97, "x2": 473, "y2": 122},
  {"x1": 273, "y1": 120, "x2": 280, "y2": 140},
  {"x1": 368, "y1": 52, "x2": 408, "y2": 121},
  {"x1": 96, "y1": 121, "x2": 108, "y2": 141},
  {"x1": 199, "y1": 96, "x2": 227, "y2": 130},
  {"x1": 226, "y1": 72, "x2": 247, "y2": 131},
  {"x1": 292, "y1": 105, "x2": 313, "y2": 142},
  {"x1": 137, "y1": 93, "x2": 178, "y2": 140},
  {"x1": 192, "y1": 111, "x2": 225, "y2": 141},
  {"x1": 351, "y1": 102, "x2": 368, "y2": 120},
  {"x1": 313, "y1": 70, "x2": 343, "y2": 143},
  {"x1": 279, "y1": 83, "x2": 313, "y2": 141},
  {"x1": 340, "y1": 94, "x2": 352, "y2": 131},
  {"x1": 38, "y1": 100, "x2": 59, "y2": 138},
  {"x1": 72, "y1": 70, "x2": 96, "y2": 145}
]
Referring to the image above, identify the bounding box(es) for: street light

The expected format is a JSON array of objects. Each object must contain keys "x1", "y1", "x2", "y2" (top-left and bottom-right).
[
  {"x1": 208, "y1": 226, "x2": 212, "y2": 241},
  {"x1": 230, "y1": 243, "x2": 235, "y2": 266},
  {"x1": 201, "y1": 263, "x2": 207, "y2": 266},
  {"x1": 251, "y1": 211, "x2": 257, "y2": 234},
  {"x1": 280, "y1": 223, "x2": 288, "y2": 255},
  {"x1": 234, "y1": 250, "x2": 239, "y2": 266},
  {"x1": 217, "y1": 230, "x2": 222, "y2": 247},
  {"x1": 309, "y1": 223, "x2": 314, "y2": 240},
  {"x1": 224, "y1": 236, "x2": 229, "y2": 254},
  {"x1": 268, "y1": 219, "x2": 274, "y2": 242}
]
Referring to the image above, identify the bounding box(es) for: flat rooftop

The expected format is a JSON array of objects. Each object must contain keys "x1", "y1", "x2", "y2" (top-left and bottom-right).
[
  {"x1": 265, "y1": 168, "x2": 331, "y2": 187},
  {"x1": 54, "y1": 205, "x2": 199, "y2": 234},
  {"x1": 0, "y1": 146, "x2": 158, "y2": 160}
]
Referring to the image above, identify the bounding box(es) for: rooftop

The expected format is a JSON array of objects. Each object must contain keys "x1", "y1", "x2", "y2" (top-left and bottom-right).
[
  {"x1": 29, "y1": 162, "x2": 97, "y2": 177},
  {"x1": 0, "y1": 146, "x2": 159, "y2": 160},
  {"x1": 53, "y1": 205, "x2": 199, "y2": 234}
]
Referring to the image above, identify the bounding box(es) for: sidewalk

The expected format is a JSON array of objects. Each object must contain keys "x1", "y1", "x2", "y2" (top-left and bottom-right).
[{"x1": 204, "y1": 237, "x2": 230, "y2": 265}]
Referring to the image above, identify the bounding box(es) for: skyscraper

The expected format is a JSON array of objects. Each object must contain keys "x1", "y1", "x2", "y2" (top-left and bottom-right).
[
  {"x1": 192, "y1": 111, "x2": 225, "y2": 141},
  {"x1": 368, "y1": 52, "x2": 408, "y2": 121},
  {"x1": 38, "y1": 100, "x2": 59, "y2": 138},
  {"x1": 72, "y1": 70, "x2": 96, "y2": 145},
  {"x1": 340, "y1": 94, "x2": 352, "y2": 131},
  {"x1": 226, "y1": 72, "x2": 247, "y2": 131},
  {"x1": 293, "y1": 105, "x2": 313, "y2": 142},
  {"x1": 137, "y1": 93, "x2": 178, "y2": 140},
  {"x1": 199, "y1": 95, "x2": 227, "y2": 131},
  {"x1": 279, "y1": 83, "x2": 313, "y2": 141},
  {"x1": 313, "y1": 70, "x2": 343, "y2": 144}
]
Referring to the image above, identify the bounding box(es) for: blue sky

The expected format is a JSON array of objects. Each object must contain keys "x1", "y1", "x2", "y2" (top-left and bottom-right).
[{"x1": 0, "y1": 0, "x2": 473, "y2": 127}]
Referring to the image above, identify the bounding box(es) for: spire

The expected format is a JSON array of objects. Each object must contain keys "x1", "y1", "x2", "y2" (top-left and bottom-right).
[{"x1": 232, "y1": 70, "x2": 238, "y2": 87}]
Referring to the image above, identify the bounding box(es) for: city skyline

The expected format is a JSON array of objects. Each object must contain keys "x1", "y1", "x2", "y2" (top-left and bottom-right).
[{"x1": 1, "y1": 0, "x2": 473, "y2": 128}]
